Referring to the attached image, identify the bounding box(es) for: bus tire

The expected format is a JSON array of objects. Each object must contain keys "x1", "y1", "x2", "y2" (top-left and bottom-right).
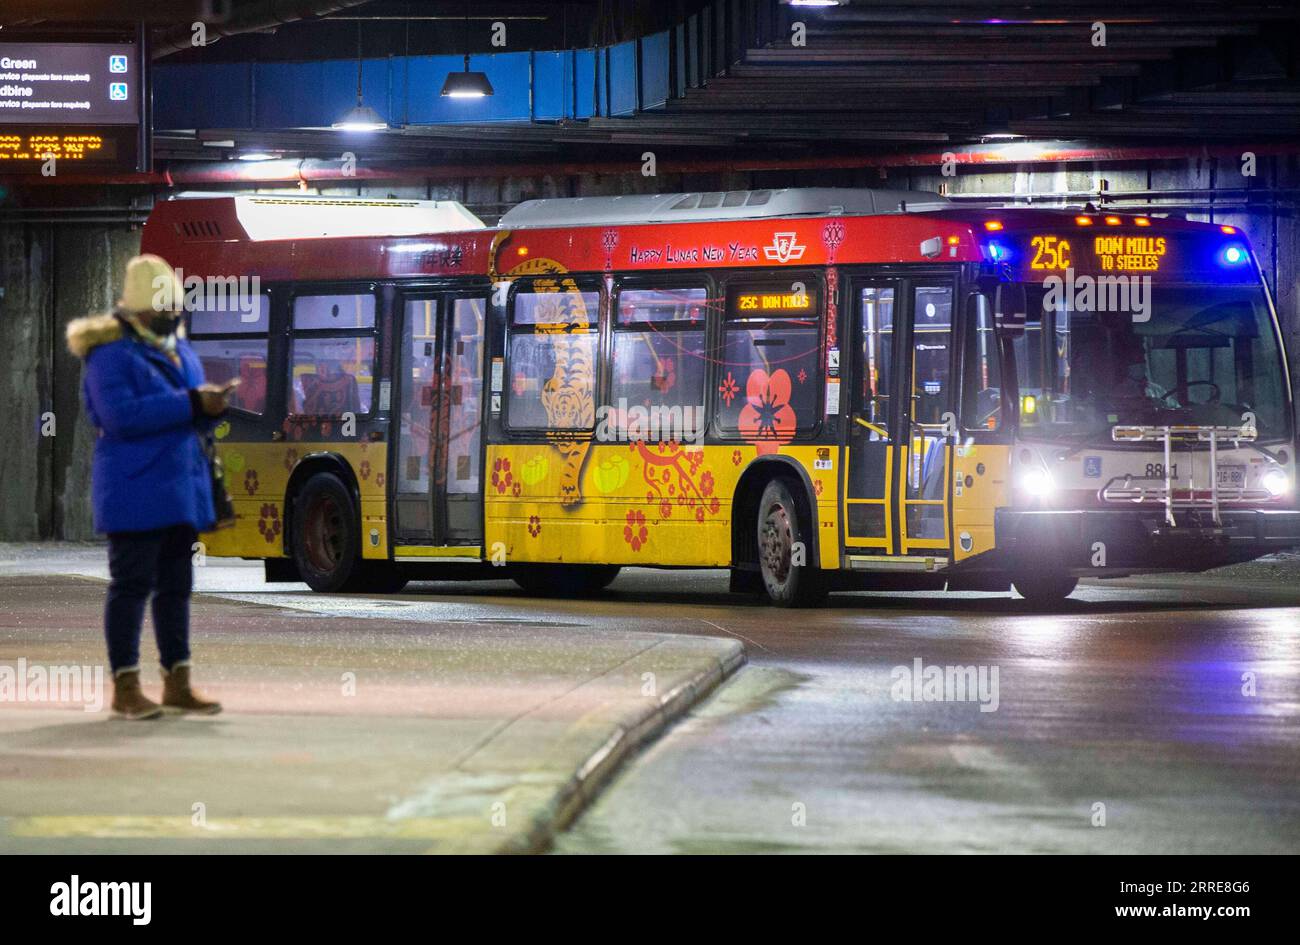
[
  {"x1": 756, "y1": 479, "x2": 827, "y2": 607},
  {"x1": 512, "y1": 564, "x2": 621, "y2": 598},
  {"x1": 1012, "y1": 571, "x2": 1078, "y2": 607},
  {"x1": 291, "y1": 472, "x2": 363, "y2": 593}
]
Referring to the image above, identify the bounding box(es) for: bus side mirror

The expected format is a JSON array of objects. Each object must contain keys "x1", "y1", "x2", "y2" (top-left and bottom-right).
[{"x1": 994, "y1": 284, "x2": 1027, "y2": 339}]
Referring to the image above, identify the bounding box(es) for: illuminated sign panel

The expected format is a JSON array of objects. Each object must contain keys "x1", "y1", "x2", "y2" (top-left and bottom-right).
[
  {"x1": 0, "y1": 41, "x2": 142, "y2": 172},
  {"x1": 1092, "y1": 234, "x2": 1167, "y2": 272},
  {"x1": 729, "y1": 285, "x2": 820, "y2": 317},
  {"x1": 0, "y1": 43, "x2": 139, "y2": 124},
  {"x1": 1005, "y1": 230, "x2": 1243, "y2": 281}
]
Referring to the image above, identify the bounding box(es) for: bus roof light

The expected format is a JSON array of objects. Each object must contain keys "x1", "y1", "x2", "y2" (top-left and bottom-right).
[
  {"x1": 1104, "y1": 215, "x2": 1121, "y2": 225},
  {"x1": 1221, "y1": 225, "x2": 1237, "y2": 235},
  {"x1": 1221, "y1": 244, "x2": 1248, "y2": 265},
  {"x1": 983, "y1": 220, "x2": 1003, "y2": 231},
  {"x1": 1134, "y1": 217, "x2": 1151, "y2": 226},
  {"x1": 1075, "y1": 215, "x2": 1093, "y2": 226}
]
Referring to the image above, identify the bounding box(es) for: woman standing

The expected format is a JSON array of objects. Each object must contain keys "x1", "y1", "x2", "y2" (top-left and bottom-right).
[{"x1": 67, "y1": 254, "x2": 230, "y2": 720}]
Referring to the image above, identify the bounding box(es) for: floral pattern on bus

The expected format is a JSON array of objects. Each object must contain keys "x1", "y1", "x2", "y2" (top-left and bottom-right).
[
  {"x1": 738, "y1": 368, "x2": 797, "y2": 454},
  {"x1": 636, "y1": 440, "x2": 721, "y2": 528}
]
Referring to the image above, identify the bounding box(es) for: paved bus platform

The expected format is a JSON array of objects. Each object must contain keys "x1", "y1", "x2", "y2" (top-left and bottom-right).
[{"x1": 0, "y1": 568, "x2": 742, "y2": 854}]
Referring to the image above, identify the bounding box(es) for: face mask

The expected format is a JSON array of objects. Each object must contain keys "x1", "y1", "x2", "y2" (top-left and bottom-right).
[{"x1": 147, "y1": 312, "x2": 180, "y2": 336}]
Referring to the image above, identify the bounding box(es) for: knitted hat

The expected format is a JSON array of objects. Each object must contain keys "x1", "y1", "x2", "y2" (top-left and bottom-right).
[{"x1": 119, "y1": 254, "x2": 183, "y2": 314}]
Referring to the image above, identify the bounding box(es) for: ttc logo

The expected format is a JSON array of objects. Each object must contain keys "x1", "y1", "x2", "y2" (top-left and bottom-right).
[
  {"x1": 763, "y1": 232, "x2": 806, "y2": 264},
  {"x1": 109, "y1": 55, "x2": 129, "y2": 73}
]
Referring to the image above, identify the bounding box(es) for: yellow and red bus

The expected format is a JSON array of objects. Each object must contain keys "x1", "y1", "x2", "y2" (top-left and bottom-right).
[{"x1": 141, "y1": 189, "x2": 1298, "y2": 605}]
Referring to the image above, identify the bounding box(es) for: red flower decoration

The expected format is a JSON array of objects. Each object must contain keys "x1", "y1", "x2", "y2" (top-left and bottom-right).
[
  {"x1": 797, "y1": 368, "x2": 808, "y2": 384},
  {"x1": 718, "y1": 372, "x2": 739, "y2": 406},
  {"x1": 815, "y1": 479, "x2": 824, "y2": 496},
  {"x1": 359, "y1": 460, "x2": 371, "y2": 481},
  {"x1": 659, "y1": 499, "x2": 672, "y2": 519},
  {"x1": 512, "y1": 482, "x2": 521, "y2": 497},
  {"x1": 708, "y1": 496, "x2": 720, "y2": 515},
  {"x1": 695, "y1": 506, "x2": 706, "y2": 523},
  {"x1": 375, "y1": 472, "x2": 385, "y2": 488},
  {"x1": 244, "y1": 469, "x2": 258, "y2": 496},
  {"x1": 731, "y1": 449, "x2": 742, "y2": 466},
  {"x1": 256, "y1": 503, "x2": 281, "y2": 543},
  {"x1": 491, "y1": 457, "x2": 513, "y2": 494},
  {"x1": 623, "y1": 509, "x2": 648, "y2": 551},
  {"x1": 527, "y1": 515, "x2": 542, "y2": 538},
  {"x1": 283, "y1": 449, "x2": 299, "y2": 471},
  {"x1": 738, "y1": 369, "x2": 797, "y2": 454},
  {"x1": 700, "y1": 471, "x2": 715, "y2": 497}
]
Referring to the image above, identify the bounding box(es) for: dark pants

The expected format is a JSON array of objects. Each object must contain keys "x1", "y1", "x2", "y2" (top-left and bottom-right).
[{"x1": 105, "y1": 525, "x2": 197, "y2": 674}]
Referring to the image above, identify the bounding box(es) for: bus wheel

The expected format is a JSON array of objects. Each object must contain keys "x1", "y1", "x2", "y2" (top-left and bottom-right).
[
  {"x1": 756, "y1": 479, "x2": 827, "y2": 607},
  {"x1": 291, "y1": 472, "x2": 362, "y2": 593},
  {"x1": 512, "y1": 564, "x2": 621, "y2": 597},
  {"x1": 1012, "y1": 571, "x2": 1078, "y2": 607}
]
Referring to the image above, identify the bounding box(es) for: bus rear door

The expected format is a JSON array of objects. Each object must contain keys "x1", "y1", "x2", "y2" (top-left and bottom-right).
[{"x1": 391, "y1": 290, "x2": 487, "y2": 551}]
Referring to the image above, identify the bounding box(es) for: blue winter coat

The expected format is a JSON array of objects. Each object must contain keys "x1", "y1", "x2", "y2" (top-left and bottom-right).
[{"x1": 67, "y1": 314, "x2": 216, "y2": 535}]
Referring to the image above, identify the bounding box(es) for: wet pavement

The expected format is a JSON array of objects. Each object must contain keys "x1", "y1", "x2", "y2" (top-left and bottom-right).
[{"x1": 2, "y1": 545, "x2": 1299, "y2": 853}]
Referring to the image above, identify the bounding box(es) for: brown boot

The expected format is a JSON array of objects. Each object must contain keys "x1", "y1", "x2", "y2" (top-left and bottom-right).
[
  {"x1": 161, "y1": 663, "x2": 222, "y2": 715},
  {"x1": 111, "y1": 669, "x2": 163, "y2": 720}
]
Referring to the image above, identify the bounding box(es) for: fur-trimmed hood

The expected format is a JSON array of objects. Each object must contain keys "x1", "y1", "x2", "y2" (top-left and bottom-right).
[
  {"x1": 66, "y1": 314, "x2": 124, "y2": 358},
  {"x1": 66, "y1": 312, "x2": 186, "y2": 358}
]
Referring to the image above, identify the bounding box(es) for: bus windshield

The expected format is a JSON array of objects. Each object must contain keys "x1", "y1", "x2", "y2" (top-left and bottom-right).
[{"x1": 1009, "y1": 282, "x2": 1289, "y2": 444}]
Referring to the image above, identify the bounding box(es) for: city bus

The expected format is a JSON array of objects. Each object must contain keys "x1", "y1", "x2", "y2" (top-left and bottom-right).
[{"x1": 140, "y1": 188, "x2": 1299, "y2": 606}]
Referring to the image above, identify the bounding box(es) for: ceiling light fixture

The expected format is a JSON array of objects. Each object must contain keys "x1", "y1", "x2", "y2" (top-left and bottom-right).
[
  {"x1": 441, "y1": 0, "x2": 494, "y2": 98},
  {"x1": 333, "y1": 21, "x2": 386, "y2": 131}
]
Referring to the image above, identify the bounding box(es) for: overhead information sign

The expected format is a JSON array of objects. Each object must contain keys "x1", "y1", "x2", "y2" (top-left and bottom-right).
[
  {"x1": 0, "y1": 42, "x2": 139, "y2": 124},
  {"x1": 0, "y1": 41, "x2": 142, "y2": 172}
]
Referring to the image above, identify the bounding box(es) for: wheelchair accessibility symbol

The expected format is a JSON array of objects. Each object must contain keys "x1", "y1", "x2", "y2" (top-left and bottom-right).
[
  {"x1": 109, "y1": 55, "x2": 128, "y2": 74},
  {"x1": 109, "y1": 82, "x2": 129, "y2": 101}
]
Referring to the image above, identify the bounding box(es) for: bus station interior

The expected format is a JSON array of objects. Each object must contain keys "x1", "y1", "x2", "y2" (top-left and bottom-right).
[
  {"x1": 6, "y1": 0, "x2": 1300, "y2": 865},
  {"x1": 3, "y1": 0, "x2": 1300, "y2": 541}
]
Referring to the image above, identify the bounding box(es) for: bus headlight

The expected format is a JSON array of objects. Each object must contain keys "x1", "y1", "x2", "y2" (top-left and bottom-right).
[
  {"x1": 1019, "y1": 467, "x2": 1055, "y2": 497},
  {"x1": 1261, "y1": 467, "x2": 1290, "y2": 497}
]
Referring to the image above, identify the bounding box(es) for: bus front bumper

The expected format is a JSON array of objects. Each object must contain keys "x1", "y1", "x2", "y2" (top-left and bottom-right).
[{"x1": 993, "y1": 507, "x2": 1300, "y2": 574}]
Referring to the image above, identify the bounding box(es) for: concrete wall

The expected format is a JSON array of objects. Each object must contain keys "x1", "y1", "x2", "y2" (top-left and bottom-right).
[
  {"x1": 0, "y1": 222, "x2": 141, "y2": 540},
  {"x1": 2, "y1": 154, "x2": 1297, "y2": 539}
]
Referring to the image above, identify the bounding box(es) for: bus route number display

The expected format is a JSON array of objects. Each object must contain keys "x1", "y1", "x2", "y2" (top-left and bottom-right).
[
  {"x1": 732, "y1": 285, "x2": 818, "y2": 316},
  {"x1": 1029, "y1": 233, "x2": 1168, "y2": 274},
  {"x1": 1093, "y1": 235, "x2": 1167, "y2": 272}
]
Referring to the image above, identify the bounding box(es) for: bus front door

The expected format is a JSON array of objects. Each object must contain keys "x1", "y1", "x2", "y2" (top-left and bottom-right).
[
  {"x1": 392, "y1": 292, "x2": 486, "y2": 549},
  {"x1": 844, "y1": 277, "x2": 955, "y2": 560}
]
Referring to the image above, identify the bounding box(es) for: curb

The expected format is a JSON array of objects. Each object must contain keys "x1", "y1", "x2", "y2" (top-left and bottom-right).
[{"x1": 499, "y1": 639, "x2": 746, "y2": 854}]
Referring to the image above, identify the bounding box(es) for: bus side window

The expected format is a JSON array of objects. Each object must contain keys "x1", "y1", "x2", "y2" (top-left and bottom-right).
[
  {"x1": 289, "y1": 292, "x2": 377, "y2": 416},
  {"x1": 189, "y1": 290, "x2": 272, "y2": 416},
  {"x1": 608, "y1": 285, "x2": 708, "y2": 440},
  {"x1": 717, "y1": 280, "x2": 822, "y2": 439},
  {"x1": 962, "y1": 293, "x2": 1003, "y2": 431},
  {"x1": 505, "y1": 283, "x2": 600, "y2": 432}
]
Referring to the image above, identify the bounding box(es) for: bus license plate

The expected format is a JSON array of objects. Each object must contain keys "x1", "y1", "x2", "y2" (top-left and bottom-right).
[{"x1": 1217, "y1": 465, "x2": 1246, "y2": 489}]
